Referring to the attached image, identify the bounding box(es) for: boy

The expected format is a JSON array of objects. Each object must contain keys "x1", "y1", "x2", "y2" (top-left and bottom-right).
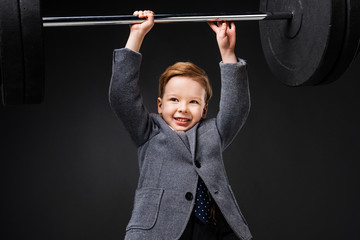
[{"x1": 109, "y1": 10, "x2": 252, "y2": 240}]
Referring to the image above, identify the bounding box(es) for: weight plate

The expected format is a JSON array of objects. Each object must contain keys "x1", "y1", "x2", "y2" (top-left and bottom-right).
[
  {"x1": 259, "y1": 0, "x2": 346, "y2": 86},
  {"x1": 19, "y1": 0, "x2": 45, "y2": 103},
  {"x1": 0, "y1": 0, "x2": 25, "y2": 104},
  {"x1": 319, "y1": 0, "x2": 360, "y2": 85}
]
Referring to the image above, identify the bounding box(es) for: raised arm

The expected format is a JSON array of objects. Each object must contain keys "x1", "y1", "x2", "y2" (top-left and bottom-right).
[
  {"x1": 125, "y1": 10, "x2": 154, "y2": 52},
  {"x1": 209, "y1": 21, "x2": 250, "y2": 149},
  {"x1": 109, "y1": 11, "x2": 155, "y2": 146},
  {"x1": 208, "y1": 21, "x2": 237, "y2": 63}
]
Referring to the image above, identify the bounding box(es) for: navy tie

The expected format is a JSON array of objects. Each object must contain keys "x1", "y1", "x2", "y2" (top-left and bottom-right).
[{"x1": 194, "y1": 178, "x2": 212, "y2": 224}]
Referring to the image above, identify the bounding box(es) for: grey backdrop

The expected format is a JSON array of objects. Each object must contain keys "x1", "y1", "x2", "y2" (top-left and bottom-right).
[{"x1": 1, "y1": 0, "x2": 359, "y2": 239}]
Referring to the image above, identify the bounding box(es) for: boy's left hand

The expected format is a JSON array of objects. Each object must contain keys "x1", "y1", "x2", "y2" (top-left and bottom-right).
[{"x1": 208, "y1": 21, "x2": 237, "y2": 63}]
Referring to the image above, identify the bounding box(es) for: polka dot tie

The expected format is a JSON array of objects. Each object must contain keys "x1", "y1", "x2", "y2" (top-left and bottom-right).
[{"x1": 194, "y1": 178, "x2": 211, "y2": 224}]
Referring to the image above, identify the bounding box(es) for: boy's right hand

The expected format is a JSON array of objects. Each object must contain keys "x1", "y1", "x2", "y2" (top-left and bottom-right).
[
  {"x1": 125, "y1": 10, "x2": 154, "y2": 52},
  {"x1": 130, "y1": 10, "x2": 155, "y2": 37}
]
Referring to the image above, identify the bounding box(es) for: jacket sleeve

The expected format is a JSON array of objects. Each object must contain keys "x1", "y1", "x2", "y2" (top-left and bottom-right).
[
  {"x1": 216, "y1": 59, "x2": 250, "y2": 150},
  {"x1": 109, "y1": 48, "x2": 153, "y2": 147}
]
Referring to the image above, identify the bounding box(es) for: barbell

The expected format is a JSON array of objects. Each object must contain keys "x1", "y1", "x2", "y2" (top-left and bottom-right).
[{"x1": 0, "y1": 0, "x2": 359, "y2": 105}]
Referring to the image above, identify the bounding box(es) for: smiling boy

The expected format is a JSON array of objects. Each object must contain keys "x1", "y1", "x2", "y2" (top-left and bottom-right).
[
  {"x1": 109, "y1": 10, "x2": 252, "y2": 240},
  {"x1": 157, "y1": 62, "x2": 211, "y2": 132}
]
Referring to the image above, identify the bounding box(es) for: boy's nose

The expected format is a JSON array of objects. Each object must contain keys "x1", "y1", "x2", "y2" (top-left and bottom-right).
[{"x1": 178, "y1": 102, "x2": 188, "y2": 113}]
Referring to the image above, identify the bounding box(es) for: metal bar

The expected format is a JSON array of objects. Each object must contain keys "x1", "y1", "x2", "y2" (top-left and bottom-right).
[{"x1": 43, "y1": 12, "x2": 293, "y2": 27}]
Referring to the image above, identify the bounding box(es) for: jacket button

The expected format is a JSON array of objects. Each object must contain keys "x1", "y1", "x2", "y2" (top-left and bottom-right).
[
  {"x1": 194, "y1": 160, "x2": 201, "y2": 168},
  {"x1": 185, "y1": 192, "x2": 193, "y2": 201}
]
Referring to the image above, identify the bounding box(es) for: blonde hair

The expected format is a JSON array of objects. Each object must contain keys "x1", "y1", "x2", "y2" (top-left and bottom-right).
[{"x1": 159, "y1": 62, "x2": 213, "y2": 104}]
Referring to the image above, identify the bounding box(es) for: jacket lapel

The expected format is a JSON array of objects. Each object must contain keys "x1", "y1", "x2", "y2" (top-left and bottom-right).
[
  {"x1": 176, "y1": 131, "x2": 191, "y2": 152},
  {"x1": 151, "y1": 113, "x2": 198, "y2": 158},
  {"x1": 185, "y1": 122, "x2": 198, "y2": 160}
]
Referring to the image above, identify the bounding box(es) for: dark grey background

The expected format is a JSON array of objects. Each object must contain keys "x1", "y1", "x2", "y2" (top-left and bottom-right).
[{"x1": 1, "y1": 0, "x2": 359, "y2": 239}]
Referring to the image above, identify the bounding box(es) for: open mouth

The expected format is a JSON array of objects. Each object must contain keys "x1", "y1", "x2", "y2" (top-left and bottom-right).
[{"x1": 174, "y1": 117, "x2": 191, "y2": 123}]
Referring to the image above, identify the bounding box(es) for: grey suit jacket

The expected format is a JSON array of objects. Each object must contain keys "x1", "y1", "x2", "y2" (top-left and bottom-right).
[{"x1": 109, "y1": 48, "x2": 252, "y2": 240}]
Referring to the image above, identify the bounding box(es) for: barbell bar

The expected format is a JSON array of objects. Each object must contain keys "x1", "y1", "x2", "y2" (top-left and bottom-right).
[
  {"x1": 42, "y1": 12, "x2": 293, "y2": 27},
  {"x1": 1, "y1": 0, "x2": 359, "y2": 106}
]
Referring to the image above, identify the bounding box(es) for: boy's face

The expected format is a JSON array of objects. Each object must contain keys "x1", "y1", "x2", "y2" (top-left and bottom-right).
[{"x1": 157, "y1": 76, "x2": 208, "y2": 132}]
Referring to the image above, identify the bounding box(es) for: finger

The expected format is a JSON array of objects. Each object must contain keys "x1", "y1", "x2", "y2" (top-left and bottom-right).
[
  {"x1": 230, "y1": 21, "x2": 236, "y2": 30},
  {"x1": 227, "y1": 21, "x2": 234, "y2": 31},
  {"x1": 138, "y1": 11, "x2": 146, "y2": 18},
  {"x1": 228, "y1": 22, "x2": 236, "y2": 35},
  {"x1": 133, "y1": 11, "x2": 139, "y2": 16},
  {"x1": 220, "y1": 22, "x2": 227, "y2": 31},
  {"x1": 144, "y1": 10, "x2": 154, "y2": 15},
  {"x1": 208, "y1": 21, "x2": 219, "y2": 32},
  {"x1": 145, "y1": 10, "x2": 155, "y2": 20}
]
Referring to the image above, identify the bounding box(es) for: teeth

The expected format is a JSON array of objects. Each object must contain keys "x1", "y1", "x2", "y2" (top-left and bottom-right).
[{"x1": 175, "y1": 118, "x2": 189, "y2": 122}]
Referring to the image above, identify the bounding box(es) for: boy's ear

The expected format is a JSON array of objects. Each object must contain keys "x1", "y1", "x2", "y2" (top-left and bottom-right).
[
  {"x1": 202, "y1": 104, "x2": 208, "y2": 119},
  {"x1": 157, "y1": 97, "x2": 163, "y2": 115}
]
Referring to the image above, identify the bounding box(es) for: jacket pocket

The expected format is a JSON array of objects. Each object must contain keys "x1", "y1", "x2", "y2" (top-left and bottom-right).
[
  {"x1": 126, "y1": 188, "x2": 164, "y2": 231},
  {"x1": 228, "y1": 185, "x2": 249, "y2": 226}
]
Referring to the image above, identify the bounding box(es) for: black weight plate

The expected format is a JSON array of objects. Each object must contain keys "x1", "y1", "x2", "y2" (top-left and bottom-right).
[
  {"x1": 0, "y1": 0, "x2": 25, "y2": 104},
  {"x1": 319, "y1": 0, "x2": 360, "y2": 85},
  {"x1": 259, "y1": 0, "x2": 346, "y2": 86},
  {"x1": 19, "y1": 0, "x2": 45, "y2": 103}
]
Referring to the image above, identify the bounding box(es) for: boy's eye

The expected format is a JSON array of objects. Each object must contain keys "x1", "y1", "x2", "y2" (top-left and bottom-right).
[
  {"x1": 190, "y1": 100, "x2": 199, "y2": 104},
  {"x1": 170, "y1": 98, "x2": 178, "y2": 102}
]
